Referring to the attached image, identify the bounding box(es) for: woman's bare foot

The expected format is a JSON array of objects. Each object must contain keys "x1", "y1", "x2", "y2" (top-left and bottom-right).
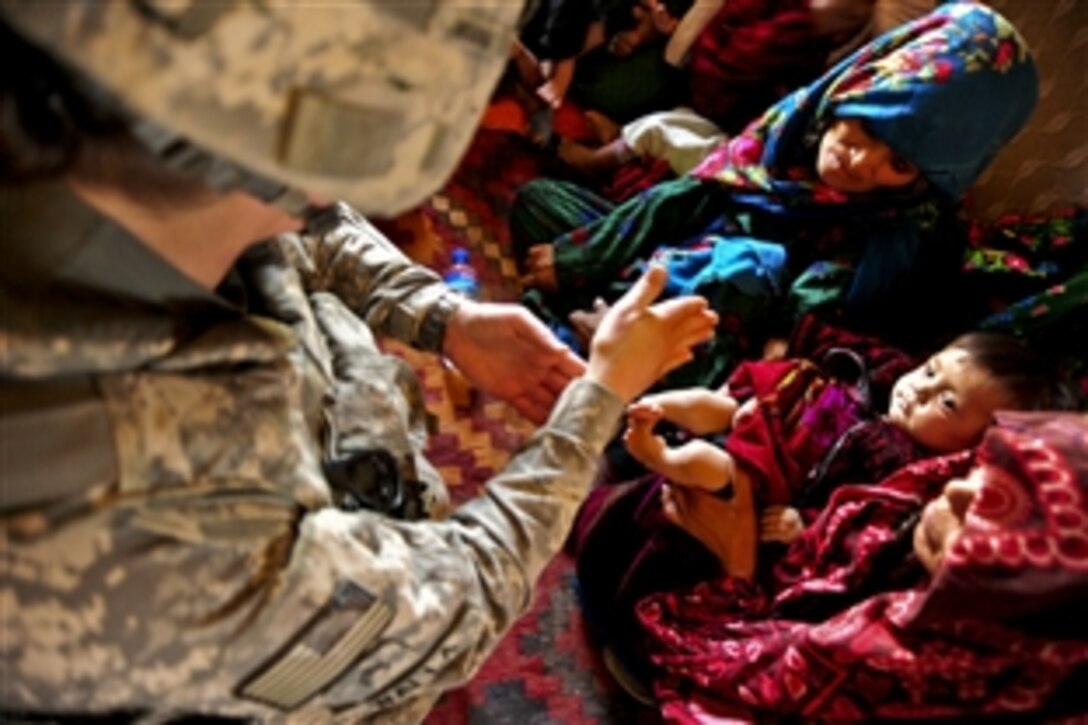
[
  {"x1": 520, "y1": 243, "x2": 558, "y2": 292},
  {"x1": 569, "y1": 297, "x2": 610, "y2": 348}
]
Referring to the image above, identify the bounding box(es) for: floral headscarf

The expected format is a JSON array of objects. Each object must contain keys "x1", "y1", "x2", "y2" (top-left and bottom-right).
[
  {"x1": 691, "y1": 2, "x2": 1038, "y2": 210},
  {"x1": 639, "y1": 412, "x2": 1088, "y2": 720}
]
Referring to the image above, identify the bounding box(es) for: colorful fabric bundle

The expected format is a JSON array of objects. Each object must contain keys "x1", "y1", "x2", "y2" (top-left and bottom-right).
[{"x1": 570, "y1": 318, "x2": 926, "y2": 688}]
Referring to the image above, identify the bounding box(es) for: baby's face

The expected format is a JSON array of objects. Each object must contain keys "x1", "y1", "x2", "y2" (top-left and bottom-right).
[
  {"x1": 887, "y1": 347, "x2": 1007, "y2": 453},
  {"x1": 817, "y1": 118, "x2": 921, "y2": 193}
]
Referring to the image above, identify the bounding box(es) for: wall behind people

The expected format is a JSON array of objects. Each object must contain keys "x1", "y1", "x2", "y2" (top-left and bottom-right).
[{"x1": 969, "y1": 0, "x2": 1088, "y2": 217}]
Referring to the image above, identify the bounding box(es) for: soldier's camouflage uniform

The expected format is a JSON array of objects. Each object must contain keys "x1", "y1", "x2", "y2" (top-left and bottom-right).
[{"x1": 0, "y1": 187, "x2": 623, "y2": 722}]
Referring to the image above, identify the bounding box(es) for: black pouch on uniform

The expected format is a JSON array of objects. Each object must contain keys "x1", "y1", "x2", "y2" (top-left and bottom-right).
[{"x1": 322, "y1": 448, "x2": 426, "y2": 520}]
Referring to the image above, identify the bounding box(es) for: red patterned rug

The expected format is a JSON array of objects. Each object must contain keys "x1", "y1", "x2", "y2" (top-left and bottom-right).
[{"x1": 373, "y1": 130, "x2": 657, "y2": 722}]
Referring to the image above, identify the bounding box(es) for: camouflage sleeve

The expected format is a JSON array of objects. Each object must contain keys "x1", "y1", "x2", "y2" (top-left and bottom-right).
[
  {"x1": 244, "y1": 378, "x2": 624, "y2": 720},
  {"x1": 1, "y1": 380, "x2": 621, "y2": 720},
  {"x1": 279, "y1": 202, "x2": 455, "y2": 350}
]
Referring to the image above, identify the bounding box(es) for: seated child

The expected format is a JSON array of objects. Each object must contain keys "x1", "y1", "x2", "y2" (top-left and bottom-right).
[
  {"x1": 623, "y1": 330, "x2": 1066, "y2": 578},
  {"x1": 510, "y1": 0, "x2": 696, "y2": 140},
  {"x1": 511, "y1": 1, "x2": 610, "y2": 111}
]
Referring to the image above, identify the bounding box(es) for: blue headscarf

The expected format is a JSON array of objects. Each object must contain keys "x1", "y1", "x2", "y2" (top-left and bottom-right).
[
  {"x1": 686, "y1": 3, "x2": 1037, "y2": 334},
  {"x1": 692, "y1": 2, "x2": 1039, "y2": 206}
]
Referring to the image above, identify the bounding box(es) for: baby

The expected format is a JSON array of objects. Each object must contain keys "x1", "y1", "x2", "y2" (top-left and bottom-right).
[{"x1": 624, "y1": 331, "x2": 1065, "y2": 578}]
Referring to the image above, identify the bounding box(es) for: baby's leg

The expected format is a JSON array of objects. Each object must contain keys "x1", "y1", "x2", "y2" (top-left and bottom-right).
[{"x1": 655, "y1": 438, "x2": 737, "y2": 493}]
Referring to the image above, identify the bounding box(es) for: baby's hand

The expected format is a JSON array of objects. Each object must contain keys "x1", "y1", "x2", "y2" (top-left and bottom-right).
[
  {"x1": 760, "y1": 506, "x2": 804, "y2": 544},
  {"x1": 624, "y1": 405, "x2": 667, "y2": 470},
  {"x1": 626, "y1": 398, "x2": 664, "y2": 425}
]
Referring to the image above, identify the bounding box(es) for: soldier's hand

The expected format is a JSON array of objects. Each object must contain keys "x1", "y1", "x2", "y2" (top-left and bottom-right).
[
  {"x1": 585, "y1": 265, "x2": 717, "y2": 404},
  {"x1": 444, "y1": 299, "x2": 584, "y2": 424}
]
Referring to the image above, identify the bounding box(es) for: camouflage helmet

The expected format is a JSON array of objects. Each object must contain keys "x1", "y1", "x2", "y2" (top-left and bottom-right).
[{"x1": 0, "y1": 0, "x2": 525, "y2": 216}]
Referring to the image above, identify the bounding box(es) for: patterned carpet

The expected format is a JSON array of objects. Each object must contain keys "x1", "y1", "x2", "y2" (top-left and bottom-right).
[{"x1": 372, "y1": 130, "x2": 656, "y2": 723}]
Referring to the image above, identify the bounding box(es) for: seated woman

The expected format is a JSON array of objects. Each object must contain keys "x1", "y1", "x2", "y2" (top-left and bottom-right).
[
  {"x1": 636, "y1": 411, "x2": 1088, "y2": 719},
  {"x1": 511, "y1": 3, "x2": 1039, "y2": 388}
]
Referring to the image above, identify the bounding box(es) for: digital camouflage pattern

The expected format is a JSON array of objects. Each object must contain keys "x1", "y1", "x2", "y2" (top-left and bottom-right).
[
  {"x1": 0, "y1": 0, "x2": 524, "y2": 216},
  {"x1": 0, "y1": 198, "x2": 624, "y2": 721}
]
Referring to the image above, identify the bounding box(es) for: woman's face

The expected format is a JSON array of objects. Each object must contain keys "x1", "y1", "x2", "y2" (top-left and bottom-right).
[
  {"x1": 817, "y1": 118, "x2": 921, "y2": 193},
  {"x1": 913, "y1": 466, "x2": 985, "y2": 573}
]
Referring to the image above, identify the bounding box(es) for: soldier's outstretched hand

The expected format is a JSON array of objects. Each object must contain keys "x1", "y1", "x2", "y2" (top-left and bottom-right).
[{"x1": 585, "y1": 265, "x2": 717, "y2": 404}]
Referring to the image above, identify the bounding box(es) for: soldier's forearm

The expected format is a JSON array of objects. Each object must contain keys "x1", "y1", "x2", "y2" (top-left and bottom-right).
[
  {"x1": 267, "y1": 379, "x2": 622, "y2": 717},
  {"x1": 286, "y1": 203, "x2": 451, "y2": 345}
]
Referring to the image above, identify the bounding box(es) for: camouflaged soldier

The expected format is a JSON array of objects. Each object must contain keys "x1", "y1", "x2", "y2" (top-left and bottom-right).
[{"x1": 0, "y1": 1, "x2": 719, "y2": 721}]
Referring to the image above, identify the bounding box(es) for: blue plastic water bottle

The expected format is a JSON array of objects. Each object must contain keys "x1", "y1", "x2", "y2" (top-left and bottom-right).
[
  {"x1": 443, "y1": 247, "x2": 480, "y2": 299},
  {"x1": 440, "y1": 247, "x2": 479, "y2": 409}
]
